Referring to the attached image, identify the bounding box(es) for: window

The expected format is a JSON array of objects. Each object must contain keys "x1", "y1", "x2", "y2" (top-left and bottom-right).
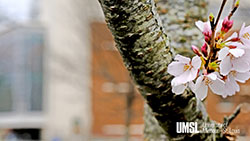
[{"x1": 0, "y1": 27, "x2": 44, "y2": 113}]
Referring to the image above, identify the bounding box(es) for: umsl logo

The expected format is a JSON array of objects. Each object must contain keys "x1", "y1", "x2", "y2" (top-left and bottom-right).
[{"x1": 176, "y1": 122, "x2": 199, "y2": 133}]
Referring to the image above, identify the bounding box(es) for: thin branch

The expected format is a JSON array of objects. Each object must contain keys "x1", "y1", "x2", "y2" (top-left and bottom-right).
[
  {"x1": 214, "y1": 0, "x2": 227, "y2": 30},
  {"x1": 207, "y1": 0, "x2": 227, "y2": 69},
  {"x1": 210, "y1": 0, "x2": 227, "y2": 48},
  {"x1": 223, "y1": 104, "x2": 242, "y2": 129},
  {"x1": 228, "y1": 0, "x2": 239, "y2": 19}
]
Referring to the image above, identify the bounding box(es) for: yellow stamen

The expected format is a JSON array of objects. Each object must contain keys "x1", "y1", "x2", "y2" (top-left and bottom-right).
[
  {"x1": 200, "y1": 57, "x2": 206, "y2": 67},
  {"x1": 208, "y1": 62, "x2": 219, "y2": 71},
  {"x1": 216, "y1": 39, "x2": 225, "y2": 49},
  {"x1": 183, "y1": 64, "x2": 191, "y2": 71},
  {"x1": 243, "y1": 32, "x2": 250, "y2": 40},
  {"x1": 231, "y1": 70, "x2": 237, "y2": 77},
  {"x1": 205, "y1": 78, "x2": 212, "y2": 85}
]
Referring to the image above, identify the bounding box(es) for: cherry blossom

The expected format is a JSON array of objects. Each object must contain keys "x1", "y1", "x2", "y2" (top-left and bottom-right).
[
  {"x1": 171, "y1": 82, "x2": 195, "y2": 95},
  {"x1": 239, "y1": 23, "x2": 250, "y2": 47},
  {"x1": 225, "y1": 32, "x2": 239, "y2": 42},
  {"x1": 167, "y1": 1, "x2": 250, "y2": 100},
  {"x1": 195, "y1": 21, "x2": 212, "y2": 42},
  {"x1": 195, "y1": 20, "x2": 223, "y2": 42},
  {"x1": 223, "y1": 74, "x2": 239, "y2": 97},
  {"x1": 223, "y1": 71, "x2": 250, "y2": 98},
  {"x1": 167, "y1": 55, "x2": 201, "y2": 94},
  {"x1": 218, "y1": 42, "x2": 250, "y2": 76},
  {"x1": 194, "y1": 73, "x2": 225, "y2": 101},
  {"x1": 195, "y1": 21, "x2": 212, "y2": 35}
]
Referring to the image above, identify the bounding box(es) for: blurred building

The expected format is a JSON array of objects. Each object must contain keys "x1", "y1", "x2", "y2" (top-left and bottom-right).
[{"x1": 0, "y1": 0, "x2": 144, "y2": 140}]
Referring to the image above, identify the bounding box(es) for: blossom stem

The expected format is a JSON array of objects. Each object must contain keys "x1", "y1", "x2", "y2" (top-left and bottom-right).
[
  {"x1": 214, "y1": 0, "x2": 227, "y2": 30},
  {"x1": 211, "y1": 0, "x2": 227, "y2": 47},
  {"x1": 228, "y1": 0, "x2": 239, "y2": 19},
  {"x1": 208, "y1": 0, "x2": 227, "y2": 70}
]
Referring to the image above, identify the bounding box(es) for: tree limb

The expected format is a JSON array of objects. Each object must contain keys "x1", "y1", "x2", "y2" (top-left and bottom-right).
[
  {"x1": 223, "y1": 104, "x2": 242, "y2": 130},
  {"x1": 98, "y1": 0, "x2": 229, "y2": 140}
]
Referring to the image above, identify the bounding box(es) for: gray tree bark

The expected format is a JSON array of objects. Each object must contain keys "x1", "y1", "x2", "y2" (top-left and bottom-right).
[
  {"x1": 98, "y1": 0, "x2": 230, "y2": 140},
  {"x1": 143, "y1": 0, "x2": 209, "y2": 140}
]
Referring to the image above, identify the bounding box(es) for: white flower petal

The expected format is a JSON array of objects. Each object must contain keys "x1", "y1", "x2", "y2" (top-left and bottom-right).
[
  {"x1": 242, "y1": 25, "x2": 250, "y2": 35},
  {"x1": 195, "y1": 80, "x2": 208, "y2": 101},
  {"x1": 172, "y1": 84, "x2": 187, "y2": 95},
  {"x1": 209, "y1": 78, "x2": 225, "y2": 95},
  {"x1": 239, "y1": 23, "x2": 246, "y2": 37},
  {"x1": 242, "y1": 35, "x2": 250, "y2": 47},
  {"x1": 235, "y1": 71, "x2": 250, "y2": 83},
  {"x1": 188, "y1": 81, "x2": 195, "y2": 93},
  {"x1": 218, "y1": 47, "x2": 229, "y2": 60},
  {"x1": 191, "y1": 56, "x2": 202, "y2": 69},
  {"x1": 223, "y1": 77, "x2": 237, "y2": 98},
  {"x1": 226, "y1": 32, "x2": 238, "y2": 41},
  {"x1": 214, "y1": 72, "x2": 223, "y2": 79},
  {"x1": 232, "y1": 58, "x2": 250, "y2": 73},
  {"x1": 176, "y1": 68, "x2": 197, "y2": 84},
  {"x1": 241, "y1": 49, "x2": 250, "y2": 64},
  {"x1": 167, "y1": 62, "x2": 185, "y2": 76},
  {"x1": 171, "y1": 69, "x2": 196, "y2": 86},
  {"x1": 195, "y1": 21, "x2": 205, "y2": 31},
  {"x1": 207, "y1": 73, "x2": 217, "y2": 81},
  {"x1": 195, "y1": 75, "x2": 204, "y2": 89},
  {"x1": 224, "y1": 75, "x2": 240, "y2": 97},
  {"x1": 216, "y1": 20, "x2": 223, "y2": 33},
  {"x1": 226, "y1": 42, "x2": 243, "y2": 47},
  {"x1": 229, "y1": 75, "x2": 240, "y2": 93},
  {"x1": 229, "y1": 48, "x2": 245, "y2": 58},
  {"x1": 170, "y1": 55, "x2": 199, "y2": 87},
  {"x1": 174, "y1": 54, "x2": 190, "y2": 63},
  {"x1": 171, "y1": 76, "x2": 183, "y2": 86},
  {"x1": 240, "y1": 23, "x2": 250, "y2": 46},
  {"x1": 220, "y1": 56, "x2": 232, "y2": 76}
]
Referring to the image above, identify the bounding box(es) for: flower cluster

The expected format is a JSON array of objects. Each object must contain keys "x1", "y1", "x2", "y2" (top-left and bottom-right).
[{"x1": 167, "y1": 0, "x2": 250, "y2": 101}]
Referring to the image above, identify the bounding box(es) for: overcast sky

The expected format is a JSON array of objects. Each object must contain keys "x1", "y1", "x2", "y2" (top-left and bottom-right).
[{"x1": 0, "y1": 0, "x2": 32, "y2": 22}]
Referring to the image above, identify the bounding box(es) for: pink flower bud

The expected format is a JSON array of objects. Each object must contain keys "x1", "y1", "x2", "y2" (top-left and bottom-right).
[
  {"x1": 202, "y1": 24, "x2": 212, "y2": 43},
  {"x1": 221, "y1": 17, "x2": 233, "y2": 33},
  {"x1": 204, "y1": 36, "x2": 210, "y2": 43},
  {"x1": 201, "y1": 43, "x2": 208, "y2": 57},
  {"x1": 192, "y1": 45, "x2": 201, "y2": 56}
]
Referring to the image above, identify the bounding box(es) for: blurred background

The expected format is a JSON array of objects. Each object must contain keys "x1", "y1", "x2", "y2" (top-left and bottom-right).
[{"x1": 0, "y1": 0, "x2": 249, "y2": 140}]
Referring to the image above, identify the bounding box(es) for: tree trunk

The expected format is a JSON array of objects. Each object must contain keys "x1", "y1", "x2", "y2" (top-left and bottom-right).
[
  {"x1": 98, "y1": 0, "x2": 229, "y2": 140},
  {"x1": 143, "y1": 0, "x2": 209, "y2": 140}
]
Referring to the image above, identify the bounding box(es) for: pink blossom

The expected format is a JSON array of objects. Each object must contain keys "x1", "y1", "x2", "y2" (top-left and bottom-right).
[
  {"x1": 218, "y1": 42, "x2": 250, "y2": 76},
  {"x1": 171, "y1": 82, "x2": 194, "y2": 95},
  {"x1": 225, "y1": 32, "x2": 240, "y2": 42},
  {"x1": 195, "y1": 21, "x2": 212, "y2": 42},
  {"x1": 195, "y1": 20, "x2": 223, "y2": 42},
  {"x1": 223, "y1": 71, "x2": 250, "y2": 98},
  {"x1": 239, "y1": 23, "x2": 250, "y2": 47},
  {"x1": 167, "y1": 55, "x2": 201, "y2": 94},
  {"x1": 194, "y1": 73, "x2": 225, "y2": 101},
  {"x1": 223, "y1": 74, "x2": 239, "y2": 97}
]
